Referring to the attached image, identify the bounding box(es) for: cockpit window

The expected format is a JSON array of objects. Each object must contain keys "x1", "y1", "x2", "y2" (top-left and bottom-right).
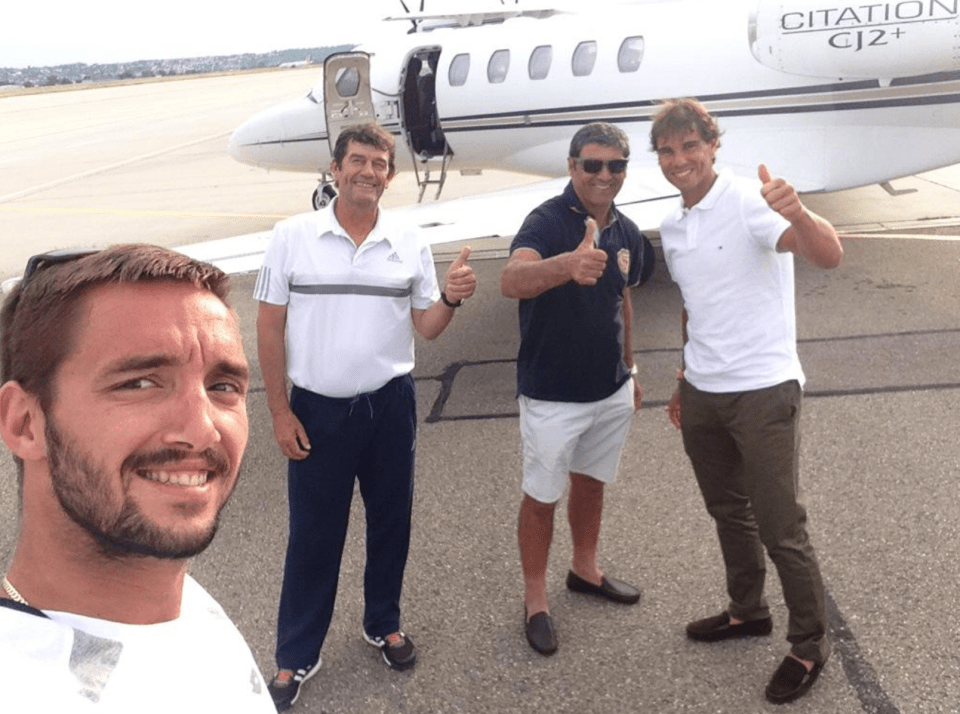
[
  {"x1": 335, "y1": 67, "x2": 360, "y2": 97},
  {"x1": 529, "y1": 45, "x2": 552, "y2": 80},
  {"x1": 449, "y1": 53, "x2": 470, "y2": 86},
  {"x1": 488, "y1": 49, "x2": 510, "y2": 84},
  {"x1": 572, "y1": 41, "x2": 597, "y2": 77},
  {"x1": 618, "y1": 36, "x2": 644, "y2": 73}
]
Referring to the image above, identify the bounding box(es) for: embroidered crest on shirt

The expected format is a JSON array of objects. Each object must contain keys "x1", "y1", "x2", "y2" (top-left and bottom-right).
[{"x1": 617, "y1": 248, "x2": 630, "y2": 279}]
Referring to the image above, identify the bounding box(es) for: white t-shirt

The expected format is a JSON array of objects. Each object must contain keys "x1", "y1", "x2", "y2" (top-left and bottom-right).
[
  {"x1": 254, "y1": 201, "x2": 440, "y2": 397},
  {"x1": 660, "y1": 169, "x2": 805, "y2": 393},
  {"x1": 0, "y1": 576, "x2": 273, "y2": 713}
]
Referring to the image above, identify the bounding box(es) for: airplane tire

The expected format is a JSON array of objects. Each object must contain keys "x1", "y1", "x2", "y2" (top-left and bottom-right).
[{"x1": 313, "y1": 184, "x2": 337, "y2": 210}]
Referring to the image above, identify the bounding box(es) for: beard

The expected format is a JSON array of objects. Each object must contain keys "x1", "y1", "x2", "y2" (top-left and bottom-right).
[{"x1": 45, "y1": 418, "x2": 233, "y2": 560}]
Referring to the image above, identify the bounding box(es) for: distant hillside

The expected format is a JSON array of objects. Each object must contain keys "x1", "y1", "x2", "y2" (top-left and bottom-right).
[{"x1": 0, "y1": 46, "x2": 354, "y2": 89}]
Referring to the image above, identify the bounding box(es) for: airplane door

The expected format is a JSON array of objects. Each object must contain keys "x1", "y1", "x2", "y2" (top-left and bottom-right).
[
  {"x1": 323, "y1": 52, "x2": 376, "y2": 156},
  {"x1": 402, "y1": 48, "x2": 447, "y2": 157}
]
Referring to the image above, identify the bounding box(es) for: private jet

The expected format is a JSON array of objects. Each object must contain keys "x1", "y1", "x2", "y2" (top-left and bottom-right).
[{"x1": 213, "y1": 0, "x2": 960, "y2": 269}]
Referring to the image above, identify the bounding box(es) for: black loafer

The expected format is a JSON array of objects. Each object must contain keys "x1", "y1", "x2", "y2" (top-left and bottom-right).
[
  {"x1": 565, "y1": 571, "x2": 641, "y2": 604},
  {"x1": 686, "y1": 611, "x2": 773, "y2": 642},
  {"x1": 765, "y1": 655, "x2": 825, "y2": 704},
  {"x1": 524, "y1": 610, "x2": 558, "y2": 656}
]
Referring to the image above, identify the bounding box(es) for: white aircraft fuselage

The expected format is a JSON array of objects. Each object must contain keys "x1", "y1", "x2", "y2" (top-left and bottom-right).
[{"x1": 228, "y1": 0, "x2": 960, "y2": 205}]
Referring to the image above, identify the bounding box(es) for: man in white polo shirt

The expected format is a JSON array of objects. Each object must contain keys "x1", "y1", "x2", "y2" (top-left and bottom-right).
[
  {"x1": 652, "y1": 98, "x2": 843, "y2": 705},
  {"x1": 254, "y1": 123, "x2": 475, "y2": 711}
]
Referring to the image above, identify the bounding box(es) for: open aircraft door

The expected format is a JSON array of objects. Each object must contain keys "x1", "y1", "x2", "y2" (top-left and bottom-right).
[
  {"x1": 312, "y1": 52, "x2": 376, "y2": 208},
  {"x1": 401, "y1": 47, "x2": 454, "y2": 201},
  {"x1": 323, "y1": 52, "x2": 376, "y2": 158}
]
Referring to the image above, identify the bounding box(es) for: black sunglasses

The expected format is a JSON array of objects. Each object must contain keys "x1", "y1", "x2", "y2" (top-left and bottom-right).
[
  {"x1": 21, "y1": 249, "x2": 100, "y2": 286},
  {"x1": 572, "y1": 157, "x2": 629, "y2": 174}
]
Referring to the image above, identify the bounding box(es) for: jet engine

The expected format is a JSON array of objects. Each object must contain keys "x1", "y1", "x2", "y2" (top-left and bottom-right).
[{"x1": 750, "y1": 0, "x2": 960, "y2": 79}]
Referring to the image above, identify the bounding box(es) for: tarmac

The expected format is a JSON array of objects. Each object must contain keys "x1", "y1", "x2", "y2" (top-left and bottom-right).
[{"x1": 1, "y1": 69, "x2": 959, "y2": 714}]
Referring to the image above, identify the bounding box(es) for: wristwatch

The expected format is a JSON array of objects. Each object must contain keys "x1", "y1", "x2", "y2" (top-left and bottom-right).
[{"x1": 441, "y1": 291, "x2": 463, "y2": 308}]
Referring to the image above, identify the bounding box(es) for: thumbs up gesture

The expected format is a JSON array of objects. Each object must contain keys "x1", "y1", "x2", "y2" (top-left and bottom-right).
[
  {"x1": 569, "y1": 217, "x2": 608, "y2": 286},
  {"x1": 759, "y1": 164, "x2": 803, "y2": 222},
  {"x1": 443, "y1": 246, "x2": 477, "y2": 303}
]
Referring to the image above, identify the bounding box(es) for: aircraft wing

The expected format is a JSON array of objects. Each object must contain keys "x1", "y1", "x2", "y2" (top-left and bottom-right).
[
  {"x1": 402, "y1": 167, "x2": 680, "y2": 244},
  {"x1": 396, "y1": 177, "x2": 571, "y2": 245},
  {"x1": 178, "y1": 168, "x2": 680, "y2": 275}
]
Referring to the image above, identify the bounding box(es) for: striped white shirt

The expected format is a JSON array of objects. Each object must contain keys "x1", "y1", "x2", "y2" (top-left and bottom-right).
[{"x1": 254, "y1": 201, "x2": 439, "y2": 397}]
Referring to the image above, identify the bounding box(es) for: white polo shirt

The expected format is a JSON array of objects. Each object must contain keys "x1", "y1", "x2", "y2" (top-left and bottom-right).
[
  {"x1": 660, "y1": 168, "x2": 805, "y2": 393},
  {"x1": 254, "y1": 201, "x2": 440, "y2": 398}
]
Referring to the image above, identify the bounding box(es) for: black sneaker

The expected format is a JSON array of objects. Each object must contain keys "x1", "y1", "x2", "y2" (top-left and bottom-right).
[
  {"x1": 363, "y1": 630, "x2": 417, "y2": 670},
  {"x1": 267, "y1": 658, "x2": 320, "y2": 711}
]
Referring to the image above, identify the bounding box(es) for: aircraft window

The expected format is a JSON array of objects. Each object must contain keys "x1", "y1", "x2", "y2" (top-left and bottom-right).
[
  {"x1": 572, "y1": 41, "x2": 597, "y2": 77},
  {"x1": 488, "y1": 49, "x2": 510, "y2": 84},
  {"x1": 335, "y1": 67, "x2": 360, "y2": 97},
  {"x1": 529, "y1": 45, "x2": 552, "y2": 80},
  {"x1": 618, "y1": 37, "x2": 644, "y2": 73},
  {"x1": 449, "y1": 53, "x2": 470, "y2": 87}
]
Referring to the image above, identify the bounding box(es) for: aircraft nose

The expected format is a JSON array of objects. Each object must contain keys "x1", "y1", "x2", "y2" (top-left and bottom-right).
[{"x1": 228, "y1": 95, "x2": 330, "y2": 172}]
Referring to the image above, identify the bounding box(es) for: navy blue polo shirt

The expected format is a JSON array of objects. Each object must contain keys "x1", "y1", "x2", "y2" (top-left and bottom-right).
[{"x1": 511, "y1": 180, "x2": 648, "y2": 402}]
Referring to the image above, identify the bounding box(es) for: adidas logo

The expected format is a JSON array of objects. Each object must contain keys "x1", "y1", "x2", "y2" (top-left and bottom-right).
[{"x1": 386, "y1": 252, "x2": 402, "y2": 263}]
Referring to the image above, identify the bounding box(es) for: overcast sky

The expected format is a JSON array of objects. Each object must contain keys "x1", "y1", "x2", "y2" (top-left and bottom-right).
[{"x1": 2, "y1": 0, "x2": 405, "y2": 68}]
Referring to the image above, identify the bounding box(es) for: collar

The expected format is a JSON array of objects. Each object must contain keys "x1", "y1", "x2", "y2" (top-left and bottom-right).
[
  {"x1": 0, "y1": 598, "x2": 49, "y2": 619},
  {"x1": 319, "y1": 199, "x2": 394, "y2": 248},
  {"x1": 673, "y1": 168, "x2": 733, "y2": 221},
  {"x1": 563, "y1": 180, "x2": 621, "y2": 227}
]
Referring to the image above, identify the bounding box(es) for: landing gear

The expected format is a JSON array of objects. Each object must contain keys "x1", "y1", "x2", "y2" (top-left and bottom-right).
[{"x1": 313, "y1": 182, "x2": 337, "y2": 210}]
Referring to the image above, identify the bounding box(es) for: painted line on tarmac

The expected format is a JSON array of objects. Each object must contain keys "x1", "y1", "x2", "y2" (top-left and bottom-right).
[
  {"x1": 826, "y1": 589, "x2": 903, "y2": 714},
  {"x1": 421, "y1": 366, "x2": 910, "y2": 713},
  {"x1": 0, "y1": 130, "x2": 232, "y2": 205}
]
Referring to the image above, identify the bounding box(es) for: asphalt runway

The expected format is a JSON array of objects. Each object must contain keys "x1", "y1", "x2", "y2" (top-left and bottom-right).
[{"x1": 1, "y1": 71, "x2": 959, "y2": 713}]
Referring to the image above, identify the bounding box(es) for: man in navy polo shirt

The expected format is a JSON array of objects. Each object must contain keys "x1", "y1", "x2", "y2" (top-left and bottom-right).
[
  {"x1": 255, "y1": 123, "x2": 476, "y2": 710},
  {"x1": 501, "y1": 122, "x2": 653, "y2": 656}
]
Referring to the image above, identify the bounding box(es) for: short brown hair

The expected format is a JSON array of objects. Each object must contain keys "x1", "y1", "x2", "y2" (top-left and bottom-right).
[
  {"x1": 1, "y1": 244, "x2": 230, "y2": 413},
  {"x1": 650, "y1": 98, "x2": 722, "y2": 153},
  {"x1": 332, "y1": 123, "x2": 397, "y2": 175}
]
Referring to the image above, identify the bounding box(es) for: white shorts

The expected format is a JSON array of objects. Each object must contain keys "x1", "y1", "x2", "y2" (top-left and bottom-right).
[{"x1": 519, "y1": 379, "x2": 635, "y2": 503}]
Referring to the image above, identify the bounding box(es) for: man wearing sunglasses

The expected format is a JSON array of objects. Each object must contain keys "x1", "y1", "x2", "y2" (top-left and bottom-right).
[
  {"x1": 652, "y1": 98, "x2": 843, "y2": 704},
  {"x1": 501, "y1": 122, "x2": 654, "y2": 656},
  {"x1": 0, "y1": 245, "x2": 274, "y2": 711}
]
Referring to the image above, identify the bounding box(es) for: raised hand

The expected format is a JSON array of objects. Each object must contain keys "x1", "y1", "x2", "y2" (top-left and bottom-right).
[
  {"x1": 569, "y1": 217, "x2": 608, "y2": 286},
  {"x1": 759, "y1": 164, "x2": 843, "y2": 268},
  {"x1": 759, "y1": 164, "x2": 804, "y2": 223},
  {"x1": 443, "y1": 246, "x2": 477, "y2": 303}
]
